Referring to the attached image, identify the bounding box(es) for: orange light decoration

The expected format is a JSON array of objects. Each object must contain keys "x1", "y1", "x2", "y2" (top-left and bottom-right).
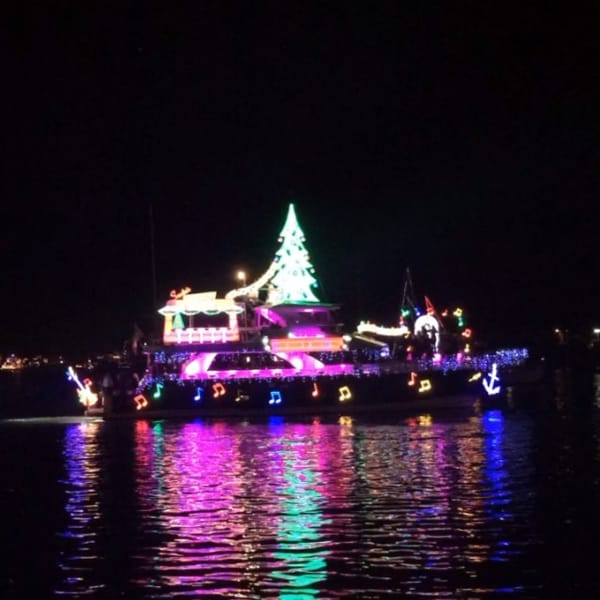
[
  {"x1": 77, "y1": 377, "x2": 99, "y2": 408},
  {"x1": 338, "y1": 386, "x2": 352, "y2": 401},
  {"x1": 311, "y1": 382, "x2": 319, "y2": 397},
  {"x1": 134, "y1": 394, "x2": 148, "y2": 410},
  {"x1": 408, "y1": 372, "x2": 418, "y2": 386},
  {"x1": 170, "y1": 286, "x2": 191, "y2": 299},
  {"x1": 418, "y1": 379, "x2": 432, "y2": 393},
  {"x1": 270, "y1": 336, "x2": 344, "y2": 353},
  {"x1": 212, "y1": 382, "x2": 226, "y2": 398},
  {"x1": 77, "y1": 389, "x2": 98, "y2": 407},
  {"x1": 66, "y1": 366, "x2": 98, "y2": 407}
]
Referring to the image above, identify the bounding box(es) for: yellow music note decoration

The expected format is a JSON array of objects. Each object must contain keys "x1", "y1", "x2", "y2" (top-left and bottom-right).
[
  {"x1": 338, "y1": 386, "x2": 352, "y2": 402},
  {"x1": 418, "y1": 379, "x2": 432, "y2": 393}
]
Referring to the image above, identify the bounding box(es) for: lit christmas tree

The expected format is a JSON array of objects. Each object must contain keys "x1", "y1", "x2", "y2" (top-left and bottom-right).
[
  {"x1": 268, "y1": 204, "x2": 320, "y2": 303},
  {"x1": 172, "y1": 312, "x2": 185, "y2": 329}
]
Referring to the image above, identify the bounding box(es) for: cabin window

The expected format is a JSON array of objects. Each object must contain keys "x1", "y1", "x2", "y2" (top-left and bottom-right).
[{"x1": 188, "y1": 313, "x2": 230, "y2": 328}]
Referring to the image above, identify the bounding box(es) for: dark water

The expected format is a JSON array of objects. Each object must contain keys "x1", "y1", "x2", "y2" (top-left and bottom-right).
[{"x1": 1, "y1": 373, "x2": 600, "y2": 598}]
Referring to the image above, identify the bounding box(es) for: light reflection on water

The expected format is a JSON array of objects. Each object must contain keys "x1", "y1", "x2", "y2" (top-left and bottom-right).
[{"x1": 48, "y1": 410, "x2": 544, "y2": 598}]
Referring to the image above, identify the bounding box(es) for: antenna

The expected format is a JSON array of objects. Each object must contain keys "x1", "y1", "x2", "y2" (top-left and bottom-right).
[
  {"x1": 149, "y1": 203, "x2": 158, "y2": 313},
  {"x1": 401, "y1": 267, "x2": 417, "y2": 311}
]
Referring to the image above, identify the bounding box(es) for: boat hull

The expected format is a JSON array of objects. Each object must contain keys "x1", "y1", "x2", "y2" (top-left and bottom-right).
[{"x1": 105, "y1": 367, "x2": 521, "y2": 418}]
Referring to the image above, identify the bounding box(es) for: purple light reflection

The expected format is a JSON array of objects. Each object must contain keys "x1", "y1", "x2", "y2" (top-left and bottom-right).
[
  {"x1": 134, "y1": 420, "x2": 339, "y2": 596},
  {"x1": 151, "y1": 421, "x2": 251, "y2": 595},
  {"x1": 55, "y1": 421, "x2": 103, "y2": 596}
]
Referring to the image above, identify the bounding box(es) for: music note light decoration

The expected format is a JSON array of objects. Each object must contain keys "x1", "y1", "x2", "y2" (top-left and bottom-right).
[
  {"x1": 408, "y1": 372, "x2": 418, "y2": 387},
  {"x1": 269, "y1": 390, "x2": 282, "y2": 405},
  {"x1": 134, "y1": 394, "x2": 148, "y2": 410},
  {"x1": 235, "y1": 389, "x2": 250, "y2": 403},
  {"x1": 418, "y1": 379, "x2": 432, "y2": 393},
  {"x1": 212, "y1": 382, "x2": 226, "y2": 398},
  {"x1": 338, "y1": 386, "x2": 352, "y2": 402}
]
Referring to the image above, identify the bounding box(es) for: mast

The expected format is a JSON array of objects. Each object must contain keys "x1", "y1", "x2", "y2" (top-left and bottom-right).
[
  {"x1": 400, "y1": 267, "x2": 417, "y2": 314},
  {"x1": 149, "y1": 203, "x2": 157, "y2": 311}
]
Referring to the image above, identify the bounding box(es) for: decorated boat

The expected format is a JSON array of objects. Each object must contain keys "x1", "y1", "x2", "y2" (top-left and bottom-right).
[{"x1": 68, "y1": 204, "x2": 531, "y2": 416}]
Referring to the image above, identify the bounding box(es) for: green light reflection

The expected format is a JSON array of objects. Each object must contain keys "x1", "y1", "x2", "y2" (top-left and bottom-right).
[{"x1": 271, "y1": 432, "x2": 330, "y2": 598}]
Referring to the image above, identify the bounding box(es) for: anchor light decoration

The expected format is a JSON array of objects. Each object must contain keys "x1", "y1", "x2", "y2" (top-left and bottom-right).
[{"x1": 482, "y1": 362, "x2": 501, "y2": 396}]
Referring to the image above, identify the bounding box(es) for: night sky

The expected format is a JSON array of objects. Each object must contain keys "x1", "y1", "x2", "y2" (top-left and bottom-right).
[{"x1": 2, "y1": 3, "x2": 598, "y2": 356}]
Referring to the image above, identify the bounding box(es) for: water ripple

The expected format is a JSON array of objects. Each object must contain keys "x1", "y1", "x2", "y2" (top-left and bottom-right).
[{"x1": 5, "y1": 407, "x2": 598, "y2": 597}]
